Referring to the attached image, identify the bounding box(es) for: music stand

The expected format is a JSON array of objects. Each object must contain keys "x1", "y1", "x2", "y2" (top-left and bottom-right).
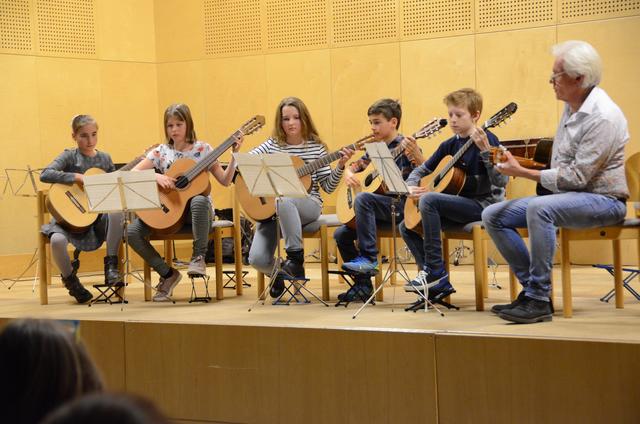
[
  {"x1": 234, "y1": 153, "x2": 329, "y2": 310},
  {"x1": 352, "y1": 143, "x2": 444, "y2": 318},
  {"x1": 83, "y1": 169, "x2": 160, "y2": 307}
]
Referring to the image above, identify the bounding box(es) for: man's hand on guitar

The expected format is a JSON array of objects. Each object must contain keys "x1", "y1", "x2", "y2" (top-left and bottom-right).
[
  {"x1": 156, "y1": 174, "x2": 176, "y2": 190},
  {"x1": 470, "y1": 127, "x2": 490, "y2": 152},
  {"x1": 494, "y1": 150, "x2": 523, "y2": 176},
  {"x1": 407, "y1": 185, "x2": 427, "y2": 198},
  {"x1": 337, "y1": 147, "x2": 355, "y2": 168}
]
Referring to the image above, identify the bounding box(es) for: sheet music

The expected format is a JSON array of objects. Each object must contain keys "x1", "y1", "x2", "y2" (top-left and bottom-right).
[
  {"x1": 365, "y1": 142, "x2": 409, "y2": 195},
  {"x1": 233, "y1": 153, "x2": 307, "y2": 198},
  {"x1": 84, "y1": 169, "x2": 160, "y2": 213}
]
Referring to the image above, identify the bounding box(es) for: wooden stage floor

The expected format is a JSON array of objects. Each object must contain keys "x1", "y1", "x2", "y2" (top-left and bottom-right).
[
  {"x1": 1, "y1": 263, "x2": 639, "y2": 344},
  {"x1": 2, "y1": 263, "x2": 640, "y2": 424}
]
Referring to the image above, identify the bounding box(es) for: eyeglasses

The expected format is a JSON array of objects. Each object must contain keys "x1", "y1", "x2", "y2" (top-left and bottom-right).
[{"x1": 549, "y1": 71, "x2": 566, "y2": 84}]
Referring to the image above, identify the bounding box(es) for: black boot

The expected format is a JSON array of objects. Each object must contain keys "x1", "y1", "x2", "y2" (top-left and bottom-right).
[
  {"x1": 281, "y1": 249, "x2": 305, "y2": 278},
  {"x1": 61, "y1": 273, "x2": 93, "y2": 304},
  {"x1": 104, "y1": 255, "x2": 121, "y2": 285},
  {"x1": 270, "y1": 273, "x2": 285, "y2": 298}
]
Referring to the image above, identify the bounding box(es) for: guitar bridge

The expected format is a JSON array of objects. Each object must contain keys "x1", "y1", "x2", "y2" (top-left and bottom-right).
[
  {"x1": 65, "y1": 191, "x2": 86, "y2": 213},
  {"x1": 259, "y1": 197, "x2": 266, "y2": 206},
  {"x1": 161, "y1": 203, "x2": 169, "y2": 213},
  {"x1": 347, "y1": 188, "x2": 353, "y2": 209}
]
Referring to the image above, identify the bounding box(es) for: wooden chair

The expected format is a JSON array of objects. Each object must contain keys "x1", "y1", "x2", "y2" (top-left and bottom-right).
[
  {"x1": 36, "y1": 189, "x2": 124, "y2": 305},
  {"x1": 256, "y1": 213, "x2": 341, "y2": 301},
  {"x1": 559, "y1": 152, "x2": 640, "y2": 317},
  {"x1": 142, "y1": 194, "x2": 244, "y2": 301}
]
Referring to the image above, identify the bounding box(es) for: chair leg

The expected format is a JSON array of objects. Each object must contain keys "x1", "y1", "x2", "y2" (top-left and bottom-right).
[
  {"x1": 560, "y1": 229, "x2": 572, "y2": 318},
  {"x1": 233, "y1": 226, "x2": 243, "y2": 296},
  {"x1": 482, "y1": 239, "x2": 489, "y2": 298},
  {"x1": 214, "y1": 228, "x2": 223, "y2": 301},
  {"x1": 442, "y1": 237, "x2": 450, "y2": 275},
  {"x1": 257, "y1": 272, "x2": 265, "y2": 300},
  {"x1": 144, "y1": 262, "x2": 152, "y2": 301},
  {"x1": 320, "y1": 225, "x2": 330, "y2": 301},
  {"x1": 38, "y1": 236, "x2": 48, "y2": 305},
  {"x1": 375, "y1": 246, "x2": 383, "y2": 302},
  {"x1": 509, "y1": 268, "x2": 518, "y2": 301},
  {"x1": 472, "y1": 226, "x2": 484, "y2": 311},
  {"x1": 613, "y1": 239, "x2": 624, "y2": 309}
]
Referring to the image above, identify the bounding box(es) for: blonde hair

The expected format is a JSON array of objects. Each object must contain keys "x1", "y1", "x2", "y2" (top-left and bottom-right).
[
  {"x1": 71, "y1": 115, "x2": 98, "y2": 135},
  {"x1": 163, "y1": 103, "x2": 197, "y2": 145},
  {"x1": 443, "y1": 88, "x2": 483, "y2": 117},
  {"x1": 272, "y1": 97, "x2": 324, "y2": 147}
]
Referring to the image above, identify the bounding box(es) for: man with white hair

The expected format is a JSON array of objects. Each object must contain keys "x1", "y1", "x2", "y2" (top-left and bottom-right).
[{"x1": 482, "y1": 40, "x2": 629, "y2": 324}]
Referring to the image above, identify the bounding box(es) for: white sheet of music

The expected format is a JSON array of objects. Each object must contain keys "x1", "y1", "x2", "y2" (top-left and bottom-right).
[
  {"x1": 234, "y1": 152, "x2": 307, "y2": 198},
  {"x1": 84, "y1": 169, "x2": 160, "y2": 213}
]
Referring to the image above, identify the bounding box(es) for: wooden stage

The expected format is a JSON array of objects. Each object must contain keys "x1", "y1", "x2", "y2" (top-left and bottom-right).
[{"x1": 1, "y1": 263, "x2": 639, "y2": 424}]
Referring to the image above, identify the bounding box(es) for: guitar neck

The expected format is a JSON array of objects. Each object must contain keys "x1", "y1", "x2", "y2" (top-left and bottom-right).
[
  {"x1": 436, "y1": 122, "x2": 494, "y2": 178},
  {"x1": 182, "y1": 131, "x2": 240, "y2": 181},
  {"x1": 296, "y1": 142, "x2": 359, "y2": 178}
]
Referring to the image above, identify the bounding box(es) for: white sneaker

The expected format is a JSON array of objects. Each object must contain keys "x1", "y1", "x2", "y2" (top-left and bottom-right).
[
  {"x1": 187, "y1": 255, "x2": 207, "y2": 276},
  {"x1": 404, "y1": 270, "x2": 429, "y2": 292}
]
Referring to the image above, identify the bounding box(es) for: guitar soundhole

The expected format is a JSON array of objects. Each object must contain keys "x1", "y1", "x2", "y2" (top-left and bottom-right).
[
  {"x1": 364, "y1": 174, "x2": 373, "y2": 187},
  {"x1": 161, "y1": 203, "x2": 169, "y2": 213},
  {"x1": 175, "y1": 175, "x2": 189, "y2": 189}
]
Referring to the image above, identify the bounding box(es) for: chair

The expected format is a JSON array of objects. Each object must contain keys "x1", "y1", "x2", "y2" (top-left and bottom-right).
[
  {"x1": 142, "y1": 193, "x2": 244, "y2": 302},
  {"x1": 559, "y1": 152, "x2": 640, "y2": 317},
  {"x1": 36, "y1": 189, "x2": 124, "y2": 305},
  {"x1": 256, "y1": 213, "x2": 342, "y2": 301}
]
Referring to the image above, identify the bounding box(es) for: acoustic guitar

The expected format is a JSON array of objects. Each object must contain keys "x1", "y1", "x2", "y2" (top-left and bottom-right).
[
  {"x1": 235, "y1": 133, "x2": 375, "y2": 222},
  {"x1": 136, "y1": 115, "x2": 265, "y2": 234},
  {"x1": 335, "y1": 118, "x2": 448, "y2": 228},
  {"x1": 46, "y1": 145, "x2": 158, "y2": 233},
  {"x1": 489, "y1": 137, "x2": 553, "y2": 170},
  {"x1": 403, "y1": 102, "x2": 518, "y2": 231}
]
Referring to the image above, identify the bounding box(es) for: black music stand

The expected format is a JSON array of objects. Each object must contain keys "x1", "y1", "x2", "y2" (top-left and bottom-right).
[
  {"x1": 234, "y1": 153, "x2": 329, "y2": 310},
  {"x1": 84, "y1": 169, "x2": 160, "y2": 307},
  {"x1": 352, "y1": 142, "x2": 445, "y2": 318}
]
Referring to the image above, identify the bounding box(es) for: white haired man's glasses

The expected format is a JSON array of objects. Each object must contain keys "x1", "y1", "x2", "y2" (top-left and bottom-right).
[{"x1": 549, "y1": 71, "x2": 566, "y2": 84}]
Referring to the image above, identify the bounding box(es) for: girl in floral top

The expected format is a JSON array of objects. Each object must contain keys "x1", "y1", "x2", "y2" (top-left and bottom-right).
[{"x1": 128, "y1": 104, "x2": 242, "y2": 302}]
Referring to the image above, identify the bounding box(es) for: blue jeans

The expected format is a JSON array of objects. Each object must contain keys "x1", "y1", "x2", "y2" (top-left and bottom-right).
[
  {"x1": 482, "y1": 192, "x2": 626, "y2": 301},
  {"x1": 334, "y1": 192, "x2": 404, "y2": 262},
  {"x1": 400, "y1": 192, "x2": 484, "y2": 273}
]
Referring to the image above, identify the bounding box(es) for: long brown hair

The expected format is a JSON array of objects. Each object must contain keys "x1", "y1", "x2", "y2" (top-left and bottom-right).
[
  {"x1": 271, "y1": 97, "x2": 324, "y2": 148},
  {"x1": 163, "y1": 103, "x2": 197, "y2": 145},
  {"x1": 0, "y1": 319, "x2": 104, "y2": 424}
]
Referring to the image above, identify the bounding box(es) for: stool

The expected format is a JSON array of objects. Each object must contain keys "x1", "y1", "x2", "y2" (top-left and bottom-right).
[
  {"x1": 593, "y1": 264, "x2": 640, "y2": 302},
  {"x1": 189, "y1": 274, "x2": 211, "y2": 303},
  {"x1": 90, "y1": 282, "x2": 127, "y2": 305},
  {"x1": 273, "y1": 275, "x2": 329, "y2": 307},
  {"x1": 330, "y1": 270, "x2": 374, "y2": 307},
  {"x1": 404, "y1": 287, "x2": 459, "y2": 312},
  {"x1": 223, "y1": 270, "x2": 250, "y2": 289}
]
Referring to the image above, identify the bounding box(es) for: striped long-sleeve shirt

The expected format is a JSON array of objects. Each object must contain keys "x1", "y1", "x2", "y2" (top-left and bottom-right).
[{"x1": 249, "y1": 138, "x2": 344, "y2": 204}]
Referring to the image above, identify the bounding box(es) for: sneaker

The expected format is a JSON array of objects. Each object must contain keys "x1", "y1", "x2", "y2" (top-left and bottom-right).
[
  {"x1": 337, "y1": 283, "x2": 373, "y2": 303},
  {"x1": 427, "y1": 280, "x2": 455, "y2": 300},
  {"x1": 498, "y1": 297, "x2": 553, "y2": 324},
  {"x1": 187, "y1": 255, "x2": 206, "y2": 277},
  {"x1": 491, "y1": 291, "x2": 527, "y2": 314},
  {"x1": 341, "y1": 256, "x2": 379, "y2": 275},
  {"x1": 404, "y1": 270, "x2": 448, "y2": 293},
  {"x1": 153, "y1": 268, "x2": 182, "y2": 302},
  {"x1": 270, "y1": 273, "x2": 285, "y2": 298}
]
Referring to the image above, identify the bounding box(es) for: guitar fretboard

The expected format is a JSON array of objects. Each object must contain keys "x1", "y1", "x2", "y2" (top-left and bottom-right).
[
  {"x1": 182, "y1": 130, "x2": 242, "y2": 181},
  {"x1": 296, "y1": 142, "x2": 359, "y2": 177}
]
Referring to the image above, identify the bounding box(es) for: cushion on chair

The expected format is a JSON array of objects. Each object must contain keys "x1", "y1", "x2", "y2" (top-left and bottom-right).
[{"x1": 302, "y1": 214, "x2": 341, "y2": 234}]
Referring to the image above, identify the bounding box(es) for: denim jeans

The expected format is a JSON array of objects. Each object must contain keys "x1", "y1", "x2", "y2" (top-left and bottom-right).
[
  {"x1": 334, "y1": 192, "x2": 404, "y2": 262},
  {"x1": 400, "y1": 192, "x2": 484, "y2": 273},
  {"x1": 482, "y1": 192, "x2": 626, "y2": 301}
]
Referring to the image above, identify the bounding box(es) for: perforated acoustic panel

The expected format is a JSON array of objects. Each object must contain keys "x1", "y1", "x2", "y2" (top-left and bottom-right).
[
  {"x1": 401, "y1": 0, "x2": 473, "y2": 39},
  {"x1": 477, "y1": 0, "x2": 556, "y2": 32},
  {"x1": 560, "y1": 0, "x2": 640, "y2": 22},
  {"x1": 36, "y1": 0, "x2": 95, "y2": 56},
  {"x1": 266, "y1": 0, "x2": 328, "y2": 51},
  {"x1": 204, "y1": 0, "x2": 262, "y2": 56},
  {"x1": 1, "y1": 0, "x2": 33, "y2": 53},
  {"x1": 331, "y1": 0, "x2": 398, "y2": 46}
]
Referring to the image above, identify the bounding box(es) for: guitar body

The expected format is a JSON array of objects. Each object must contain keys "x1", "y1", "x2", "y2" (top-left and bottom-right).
[
  {"x1": 46, "y1": 167, "x2": 105, "y2": 233},
  {"x1": 236, "y1": 156, "x2": 312, "y2": 222},
  {"x1": 136, "y1": 157, "x2": 211, "y2": 234},
  {"x1": 403, "y1": 156, "x2": 466, "y2": 231},
  {"x1": 335, "y1": 162, "x2": 385, "y2": 228}
]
